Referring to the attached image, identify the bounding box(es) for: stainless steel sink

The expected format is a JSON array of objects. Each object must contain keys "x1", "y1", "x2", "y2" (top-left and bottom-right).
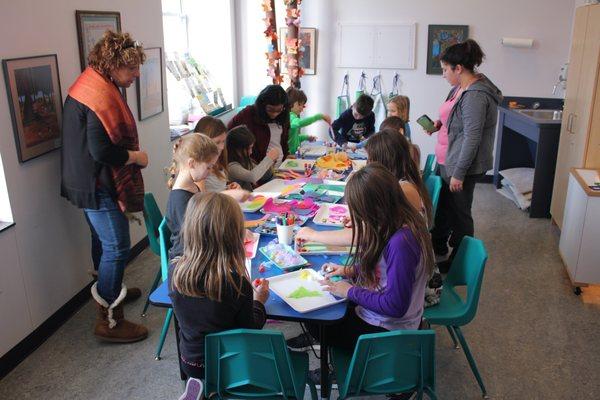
[{"x1": 515, "y1": 109, "x2": 562, "y2": 121}]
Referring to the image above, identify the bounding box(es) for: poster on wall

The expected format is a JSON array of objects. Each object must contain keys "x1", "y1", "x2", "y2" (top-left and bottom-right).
[
  {"x1": 426, "y1": 25, "x2": 469, "y2": 75},
  {"x1": 279, "y1": 27, "x2": 317, "y2": 75},
  {"x1": 75, "y1": 10, "x2": 122, "y2": 71},
  {"x1": 2, "y1": 54, "x2": 63, "y2": 163},
  {"x1": 136, "y1": 47, "x2": 164, "y2": 121}
]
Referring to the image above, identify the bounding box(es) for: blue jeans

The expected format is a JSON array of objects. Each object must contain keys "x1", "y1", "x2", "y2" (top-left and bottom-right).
[{"x1": 84, "y1": 189, "x2": 131, "y2": 303}]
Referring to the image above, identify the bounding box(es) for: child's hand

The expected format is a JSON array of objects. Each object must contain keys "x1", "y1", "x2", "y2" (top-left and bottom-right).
[
  {"x1": 342, "y1": 216, "x2": 353, "y2": 228},
  {"x1": 346, "y1": 143, "x2": 357, "y2": 152},
  {"x1": 321, "y1": 262, "x2": 346, "y2": 278},
  {"x1": 228, "y1": 189, "x2": 251, "y2": 202},
  {"x1": 267, "y1": 147, "x2": 280, "y2": 161},
  {"x1": 320, "y1": 277, "x2": 352, "y2": 298},
  {"x1": 227, "y1": 182, "x2": 241, "y2": 190},
  {"x1": 322, "y1": 114, "x2": 332, "y2": 125},
  {"x1": 295, "y1": 227, "x2": 317, "y2": 243},
  {"x1": 253, "y1": 279, "x2": 270, "y2": 304}
]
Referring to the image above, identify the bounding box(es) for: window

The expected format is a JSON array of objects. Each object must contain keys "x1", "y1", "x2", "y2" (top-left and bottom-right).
[{"x1": 162, "y1": 0, "x2": 236, "y2": 134}]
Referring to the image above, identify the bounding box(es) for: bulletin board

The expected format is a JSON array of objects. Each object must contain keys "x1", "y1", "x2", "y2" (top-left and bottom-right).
[{"x1": 337, "y1": 23, "x2": 416, "y2": 69}]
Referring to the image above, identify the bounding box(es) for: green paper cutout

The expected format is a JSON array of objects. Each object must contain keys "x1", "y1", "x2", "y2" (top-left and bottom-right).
[{"x1": 288, "y1": 286, "x2": 322, "y2": 299}]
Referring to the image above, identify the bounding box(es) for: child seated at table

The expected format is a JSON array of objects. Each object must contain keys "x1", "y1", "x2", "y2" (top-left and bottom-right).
[
  {"x1": 331, "y1": 94, "x2": 375, "y2": 147},
  {"x1": 166, "y1": 133, "x2": 219, "y2": 261},
  {"x1": 169, "y1": 192, "x2": 270, "y2": 380},
  {"x1": 286, "y1": 87, "x2": 331, "y2": 154},
  {"x1": 289, "y1": 164, "x2": 433, "y2": 352},
  {"x1": 380, "y1": 116, "x2": 421, "y2": 168},
  {"x1": 194, "y1": 116, "x2": 250, "y2": 202},
  {"x1": 226, "y1": 125, "x2": 279, "y2": 191}
]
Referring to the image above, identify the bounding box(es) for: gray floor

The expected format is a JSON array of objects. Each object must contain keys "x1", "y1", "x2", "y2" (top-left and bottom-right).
[{"x1": 1, "y1": 184, "x2": 599, "y2": 399}]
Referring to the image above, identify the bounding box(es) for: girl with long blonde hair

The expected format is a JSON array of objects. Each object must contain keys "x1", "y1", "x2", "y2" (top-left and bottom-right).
[{"x1": 169, "y1": 192, "x2": 269, "y2": 379}]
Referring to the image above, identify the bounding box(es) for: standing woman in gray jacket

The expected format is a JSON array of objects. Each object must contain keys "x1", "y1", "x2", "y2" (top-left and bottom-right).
[{"x1": 431, "y1": 39, "x2": 502, "y2": 272}]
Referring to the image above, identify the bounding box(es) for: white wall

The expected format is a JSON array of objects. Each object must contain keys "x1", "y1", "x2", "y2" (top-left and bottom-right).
[
  {"x1": 236, "y1": 0, "x2": 578, "y2": 159},
  {"x1": 0, "y1": 0, "x2": 171, "y2": 357}
]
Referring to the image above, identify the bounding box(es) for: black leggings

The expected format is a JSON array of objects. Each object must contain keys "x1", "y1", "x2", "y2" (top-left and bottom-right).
[{"x1": 305, "y1": 306, "x2": 387, "y2": 351}]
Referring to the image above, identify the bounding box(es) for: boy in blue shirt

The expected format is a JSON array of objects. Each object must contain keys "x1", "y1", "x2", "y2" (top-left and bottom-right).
[{"x1": 332, "y1": 94, "x2": 375, "y2": 147}]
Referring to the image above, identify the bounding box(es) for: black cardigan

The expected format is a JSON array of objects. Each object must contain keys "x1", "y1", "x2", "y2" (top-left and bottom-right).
[{"x1": 60, "y1": 96, "x2": 129, "y2": 209}]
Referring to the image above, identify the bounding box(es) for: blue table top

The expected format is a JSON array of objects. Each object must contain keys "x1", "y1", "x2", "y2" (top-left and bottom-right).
[{"x1": 150, "y1": 211, "x2": 349, "y2": 324}]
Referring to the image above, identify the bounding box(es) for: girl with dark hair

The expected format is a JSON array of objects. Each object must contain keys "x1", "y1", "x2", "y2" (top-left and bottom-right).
[
  {"x1": 227, "y1": 85, "x2": 290, "y2": 165},
  {"x1": 289, "y1": 164, "x2": 433, "y2": 352},
  {"x1": 226, "y1": 125, "x2": 279, "y2": 190},
  {"x1": 424, "y1": 39, "x2": 502, "y2": 271}
]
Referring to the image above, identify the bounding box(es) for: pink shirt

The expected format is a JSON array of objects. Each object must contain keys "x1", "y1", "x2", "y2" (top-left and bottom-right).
[{"x1": 435, "y1": 87, "x2": 462, "y2": 165}]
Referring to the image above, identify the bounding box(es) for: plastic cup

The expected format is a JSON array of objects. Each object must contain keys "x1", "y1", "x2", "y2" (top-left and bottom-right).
[{"x1": 276, "y1": 223, "x2": 294, "y2": 246}]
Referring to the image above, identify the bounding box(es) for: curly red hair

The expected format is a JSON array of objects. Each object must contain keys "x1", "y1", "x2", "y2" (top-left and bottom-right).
[{"x1": 88, "y1": 30, "x2": 146, "y2": 76}]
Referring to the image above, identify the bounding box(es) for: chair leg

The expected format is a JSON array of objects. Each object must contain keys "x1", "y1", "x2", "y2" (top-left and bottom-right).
[
  {"x1": 142, "y1": 268, "x2": 162, "y2": 316},
  {"x1": 425, "y1": 387, "x2": 438, "y2": 400},
  {"x1": 155, "y1": 309, "x2": 173, "y2": 360},
  {"x1": 446, "y1": 326, "x2": 460, "y2": 349},
  {"x1": 453, "y1": 327, "x2": 488, "y2": 398},
  {"x1": 307, "y1": 379, "x2": 318, "y2": 400}
]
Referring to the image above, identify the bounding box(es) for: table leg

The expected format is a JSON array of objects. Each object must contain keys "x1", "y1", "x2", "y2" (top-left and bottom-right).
[
  {"x1": 173, "y1": 315, "x2": 187, "y2": 381},
  {"x1": 320, "y1": 325, "x2": 329, "y2": 399}
]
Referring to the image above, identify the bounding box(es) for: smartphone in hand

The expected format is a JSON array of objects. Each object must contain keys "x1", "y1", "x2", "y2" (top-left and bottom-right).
[{"x1": 417, "y1": 114, "x2": 435, "y2": 131}]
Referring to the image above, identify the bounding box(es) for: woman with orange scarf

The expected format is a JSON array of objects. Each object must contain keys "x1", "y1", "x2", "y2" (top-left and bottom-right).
[{"x1": 61, "y1": 31, "x2": 149, "y2": 343}]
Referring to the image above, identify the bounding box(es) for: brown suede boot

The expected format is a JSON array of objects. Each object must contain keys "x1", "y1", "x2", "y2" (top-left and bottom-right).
[{"x1": 91, "y1": 283, "x2": 148, "y2": 343}]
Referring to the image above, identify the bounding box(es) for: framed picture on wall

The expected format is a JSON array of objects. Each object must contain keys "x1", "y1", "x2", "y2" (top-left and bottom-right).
[
  {"x1": 426, "y1": 25, "x2": 469, "y2": 75},
  {"x1": 75, "y1": 10, "x2": 122, "y2": 71},
  {"x1": 2, "y1": 54, "x2": 63, "y2": 162},
  {"x1": 279, "y1": 27, "x2": 317, "y2": 75},
  {"x1": 136, "y1": 47, "x2": 164, "y2": 121}
]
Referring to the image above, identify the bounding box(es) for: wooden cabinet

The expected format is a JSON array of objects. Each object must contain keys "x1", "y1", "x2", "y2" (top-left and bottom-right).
[
  {"x1": 551, "y1": 4, "x2": 600, "y2": 229},
  {"x1": 559, "y1": 169, "x2": 600, "y2": 289}
]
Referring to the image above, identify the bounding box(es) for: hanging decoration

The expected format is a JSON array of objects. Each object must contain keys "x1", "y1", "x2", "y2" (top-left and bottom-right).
[
  {"x1": 263, "y1": 0, "x2": 282, "y2": 84},
  {"x1": 282, "y1": 0, "x2": 304, "y2": 88}
]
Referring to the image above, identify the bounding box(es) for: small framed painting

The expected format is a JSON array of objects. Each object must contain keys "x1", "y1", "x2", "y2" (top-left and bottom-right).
[
  {"x1": 136, "y1": 47, "x2": 164, "y2": 121},
  {"x1": 426, "y1": 25, "x2": 469, "y2": 75},
  {"x1": 279, "y1": 27, "x2": 317, "y2": 75},
  {"x1": 76, "y1": 10, "x2": 122, "y2": 71},
  {"x1": 2, "y1": 54, "x2": 63, "y2": 162}
]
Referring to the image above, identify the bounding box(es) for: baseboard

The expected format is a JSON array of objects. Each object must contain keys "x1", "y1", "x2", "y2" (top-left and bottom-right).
[{"x1": 0, "y1": 236, "x2": 149, "y2": 380}]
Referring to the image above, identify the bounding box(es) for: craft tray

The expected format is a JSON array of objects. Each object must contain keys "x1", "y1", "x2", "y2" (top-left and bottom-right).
[
  {"x1": 267, "y1": 269, "x2": 346, "y2": 313},
  {"x1": 278, "y1": 159, "x2": 315, "y2": 172},
  {"x1": 259, "y1": 242, "x2": 308, "y2": 271},
  {"x1": 312, "y1": 204, "x2": 350, "y2": 227}
]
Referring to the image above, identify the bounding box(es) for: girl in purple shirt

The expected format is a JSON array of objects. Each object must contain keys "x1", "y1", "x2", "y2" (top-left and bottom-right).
[{"x1": 298, "y1": 164, "x2": 435, "y2": 351}]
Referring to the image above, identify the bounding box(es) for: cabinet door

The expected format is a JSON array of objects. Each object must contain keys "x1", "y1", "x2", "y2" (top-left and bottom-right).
[
  {"x1": 551, "y1": 5, "x2": 596, "y2": 228},
  {"x1": 559, "y1": 174, "x2": 587, "y2": 280},
  {"x1": 584, "y1": 7, "x2": 600, "y2": 168},
  {"x1": 576, "y1": 197, "x2": 600, "y2": 283}
]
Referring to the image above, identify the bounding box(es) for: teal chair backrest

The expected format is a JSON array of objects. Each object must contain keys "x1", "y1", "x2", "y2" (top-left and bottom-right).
[
  {"x1": 158, "y1": 218, "x2": 172, "y2": 282},
  {"x1": 205, "y1": 329, "x2": 305, "y2": 399},
  {"x1": 143, "y1": 193, "x2": 163, "y2": 256},
  {"x1": 338, "y1": 330, "x2": 436, "y2": 398},
  {"x1": 425, "y1": 175, "x2": 442, "y2": 220},
  {"x1": 445, "y1": 236, "x2": 488, "y2": 326},
  {"x1": 422, "y1": 154, "x2": 436, "y2": 180},
  {"x1": 239, "y1": 95, "x2": 257, "y2": 108}
]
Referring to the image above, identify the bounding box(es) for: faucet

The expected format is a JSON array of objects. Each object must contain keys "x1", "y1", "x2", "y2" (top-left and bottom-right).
[
  {"x1": 532, "y1": 102, "x2": 541, "y2": 109},
  {"x1": 553, "y1": 63, "x2": 568, "y2": 96}
]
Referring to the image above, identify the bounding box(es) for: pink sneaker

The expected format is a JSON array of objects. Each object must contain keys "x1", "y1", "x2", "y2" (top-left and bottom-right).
[{"x1": 179, "y1": 378, "x2": 203, "y2": 400}]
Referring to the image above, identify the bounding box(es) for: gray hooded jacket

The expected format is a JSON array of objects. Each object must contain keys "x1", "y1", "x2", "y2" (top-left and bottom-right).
[{"x1": 444, "y1": 74, "x2": 503, "y2": 181}]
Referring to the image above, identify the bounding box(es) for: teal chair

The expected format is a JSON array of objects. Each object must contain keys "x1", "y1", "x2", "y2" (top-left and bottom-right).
[
  {"x1": 424, "y1": 236, "x2": 489, "y2": 398},
  {"x1": 154, "y1": 218, "x2": 174, "y2": 360},
  {"x1": 330, "y1": 330, "x2": 437, "y2": 399},
  {"x1": 425, "y1": 175, "x2": 442, "y2": 228},
  {"x1": 239, "y1": 95, "x2": 257, "y2": 107},
  {"x1": 141, "y1": 193, "x2": 164, "y2": 317},
  {"x1": 422, "y1": 154, "x2": 437, "y2": 181},
  {"x1": 205, "y1": 329, "x2": 318, "y2": 400}
]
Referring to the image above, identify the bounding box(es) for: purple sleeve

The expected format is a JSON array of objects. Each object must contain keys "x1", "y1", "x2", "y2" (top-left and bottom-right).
[{"x1": 347, "y1": 229, "x2": 420, "y2": 318}]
